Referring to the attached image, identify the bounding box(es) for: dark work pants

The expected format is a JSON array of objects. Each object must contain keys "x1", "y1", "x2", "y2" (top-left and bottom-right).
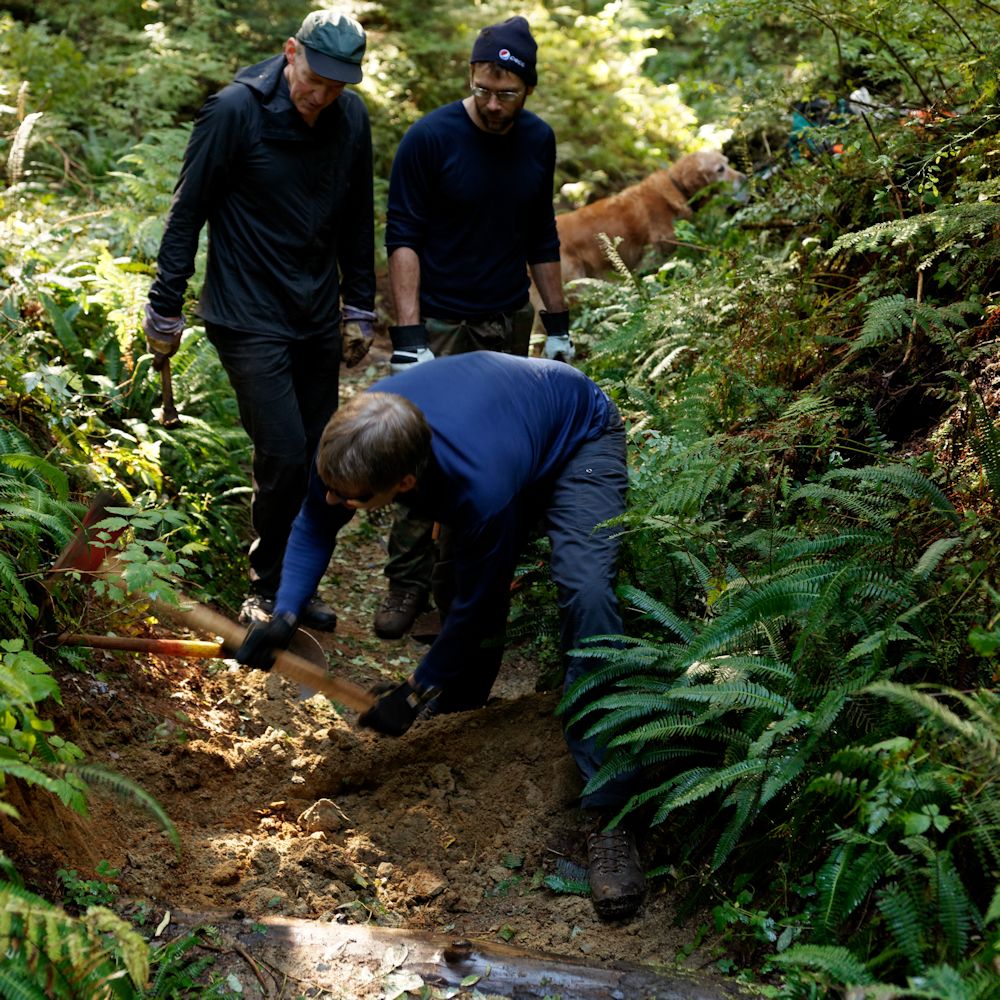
[
  {"x1": 206, "y1": 323, "x2": 342, "y2": 597},
  {"x1": 384, "y1": 301, "x2": 534, "y2": 592},
  {"x1": 546, "y1": 408, "x2": 631, "y2": 812},
  {"x1": 434, "y1": 406, "x2": 632, "y2": 812}
]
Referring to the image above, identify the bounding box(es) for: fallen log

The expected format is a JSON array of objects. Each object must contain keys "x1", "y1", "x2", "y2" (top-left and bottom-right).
[{"x1": 166, "y1": 909, "x2": 758, "y2": 1000}]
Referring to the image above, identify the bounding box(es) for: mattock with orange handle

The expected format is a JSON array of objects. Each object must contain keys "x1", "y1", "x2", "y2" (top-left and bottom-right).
[{"x1": 50, "y1": 491, "x2": 375, "y2": 714}]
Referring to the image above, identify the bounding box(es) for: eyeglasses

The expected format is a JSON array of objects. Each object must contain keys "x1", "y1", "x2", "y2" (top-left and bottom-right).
[
  {"x1": 470, "y1": 85, "x2": 523, "y2": 104},
  {"x1": 326, "y1": 487, "x2": 375, "y2": 506}
]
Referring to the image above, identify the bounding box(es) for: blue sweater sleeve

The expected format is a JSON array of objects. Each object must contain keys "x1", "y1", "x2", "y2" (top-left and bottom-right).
[
  {"x1": 274, "y1": 466, "x2": 354, "y2": 618},
  {"x1": 384, "y1": 121, "x2": 432, "y2": 255},
  {"x1": 524, "y1": 126, "x2": 560, "y2": 265}
]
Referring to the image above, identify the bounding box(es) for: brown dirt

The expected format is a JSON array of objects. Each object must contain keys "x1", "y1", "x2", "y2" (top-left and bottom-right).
[{"x1": 3, "y1": 341, "x2": 737, "y2": 998}]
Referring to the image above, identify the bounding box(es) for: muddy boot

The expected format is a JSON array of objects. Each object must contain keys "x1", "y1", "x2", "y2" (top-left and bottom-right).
[
  {"x1": 586, "y1": 824, "x2": 646, "y2": 921},
  {"x1": 373, "y1": 587, "x2": 427, "y2": 639}
]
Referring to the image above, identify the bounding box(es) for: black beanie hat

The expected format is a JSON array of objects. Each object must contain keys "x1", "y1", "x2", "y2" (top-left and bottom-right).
[{"x1": 470, "y1": 16, "x2": 537, "y2": 87}]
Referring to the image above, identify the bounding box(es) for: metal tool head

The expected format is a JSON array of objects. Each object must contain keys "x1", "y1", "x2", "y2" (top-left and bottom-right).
[{"x1": 287, "y1": 628, "x2": 329, "y2": 699}]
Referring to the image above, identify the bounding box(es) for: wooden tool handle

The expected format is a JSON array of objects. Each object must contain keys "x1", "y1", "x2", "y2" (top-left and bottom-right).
[
  {"x1": 167, "y1": 600, "x2": 375, "y2": 713},
  {"x1": 59, "y1": 634, "x2": 224, "y2": 658},
  {"x1": 160, "y1": 358, "x2": 181, "y2": 428}
]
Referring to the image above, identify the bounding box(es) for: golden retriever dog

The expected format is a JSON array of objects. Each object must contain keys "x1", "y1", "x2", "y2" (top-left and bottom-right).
[{"x1": 531, "y1": 151, "x2": 744, "y2": 325}]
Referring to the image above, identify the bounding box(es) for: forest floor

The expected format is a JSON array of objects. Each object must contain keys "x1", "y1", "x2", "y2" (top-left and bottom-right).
[{"x1": 2, "y1": 338, "x2": 751, "y2": 999}]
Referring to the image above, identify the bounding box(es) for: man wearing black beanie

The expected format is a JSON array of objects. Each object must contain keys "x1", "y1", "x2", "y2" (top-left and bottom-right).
[{"x1": 376, "y1": 16, "x2": 572, "y2": 645}]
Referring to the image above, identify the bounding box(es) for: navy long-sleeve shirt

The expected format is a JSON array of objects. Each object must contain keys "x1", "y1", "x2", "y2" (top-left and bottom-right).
[
  {"x1": 275, "y1": 354, "x2": 611, "y2": 690},
  {"x1": 385, "y1": 101, "x2": 560, "y2": 320},
  {"x1": 149, "y1": 54, "x2": 375, "y2": 335}
]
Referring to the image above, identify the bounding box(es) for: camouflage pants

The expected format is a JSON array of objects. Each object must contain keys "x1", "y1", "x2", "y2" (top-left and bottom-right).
[{"x1": 384, "y1": 299, "x2": 534, "y2": 592}]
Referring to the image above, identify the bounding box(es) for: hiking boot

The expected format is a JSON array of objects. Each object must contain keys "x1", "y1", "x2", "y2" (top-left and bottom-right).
[
  {"x1": 300, "y1": 595, "x2": 337, "y2": 632},
  {"x1": 238, "y1": 592, "x2": 275, "y2": 625},
  {"x1": 586, "y1": 825, "x2": 646, "y2": 921},
  {"x1": 373, "y1": 587, "x2": 427, "y2": 639}
]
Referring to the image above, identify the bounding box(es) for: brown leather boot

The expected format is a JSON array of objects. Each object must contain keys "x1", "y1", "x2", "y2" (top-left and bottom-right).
[
  {"x1": 587, "y1": 825, "x2": 646, "y2": 920},
  {"x1": 373, "y1": 587, "x2": 427, "y2": 639}
]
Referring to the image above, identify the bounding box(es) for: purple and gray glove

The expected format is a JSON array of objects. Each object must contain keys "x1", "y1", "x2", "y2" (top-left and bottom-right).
[
  {"x1": 143, "y1": 302, "x2": 185, "y2": 372},
  {"x1": 342, "y1": 304, "x2": 377, "y2": 367}
]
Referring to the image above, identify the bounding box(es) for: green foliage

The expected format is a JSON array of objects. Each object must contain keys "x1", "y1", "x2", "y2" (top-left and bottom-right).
[
  {"x1": 0, "y1": 875, "x2": 150, "y2": 998},
  {"x1": 57, "y1": 860, "x2": 120, "y2": 911},
  {"x1": 2, "y1": 852, "x2": 252, "y2": 997},
  {"x1": 850, "y1": 294, "x2": 980, "y2": 360},
  {"x1": 0, "y1": 640, "x2": 87, "y2": 816}
]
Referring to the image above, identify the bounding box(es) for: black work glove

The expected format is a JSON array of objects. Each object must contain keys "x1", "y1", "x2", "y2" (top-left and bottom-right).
[
  {"x1": 540, "y1": 310, "x2": 575, "y2": 363},
  {"x1": 389, "y1": 324, "x2": 434, "y2": 375},
  {"x1": 234, "y1": 613, "x2": 296, "y2": 671},
  {"x1": 358, "y1": 676, "x2": 438, "y2": 736}
]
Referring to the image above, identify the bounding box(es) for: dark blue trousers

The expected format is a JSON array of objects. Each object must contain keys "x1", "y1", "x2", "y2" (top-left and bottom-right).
[{"x1": 434, "y1": 407, "x2": 631, "y2": 811}]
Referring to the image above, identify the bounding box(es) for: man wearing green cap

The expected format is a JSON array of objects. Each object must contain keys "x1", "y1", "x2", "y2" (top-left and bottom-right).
[{"x1": 145, "y1": 10, "x2": 376, "y2": 631}]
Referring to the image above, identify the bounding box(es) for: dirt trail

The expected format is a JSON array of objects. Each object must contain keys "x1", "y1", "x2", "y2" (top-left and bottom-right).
[{"x1": 3, "y1": 342, "x2": 736, "y2": 998}]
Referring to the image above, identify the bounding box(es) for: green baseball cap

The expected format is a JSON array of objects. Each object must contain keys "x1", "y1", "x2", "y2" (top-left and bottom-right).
[{"x1": 295, "y1": 10, "x2": 366, "y2": 84}]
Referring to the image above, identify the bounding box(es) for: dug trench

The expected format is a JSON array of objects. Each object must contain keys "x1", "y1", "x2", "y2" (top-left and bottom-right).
[{"x1": 2, "y1": 341, "x2": 753, "y2": 999}]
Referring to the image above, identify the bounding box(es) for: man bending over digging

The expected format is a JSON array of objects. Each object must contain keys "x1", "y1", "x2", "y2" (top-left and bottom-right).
[{"x1": 235, "y1": 352, "x2": 645, "y2": 920}]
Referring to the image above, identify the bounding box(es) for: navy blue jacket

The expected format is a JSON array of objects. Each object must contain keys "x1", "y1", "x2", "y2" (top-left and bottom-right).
[
  {"x1": 385, "y1": 101, "x2": 560, "y2": 320},
  {"x1": 275, "y1": 354, "x2": 611, "y2": 689},
  {"x1": 149, "y1": 54, "x2": 375, "y2": 335}
]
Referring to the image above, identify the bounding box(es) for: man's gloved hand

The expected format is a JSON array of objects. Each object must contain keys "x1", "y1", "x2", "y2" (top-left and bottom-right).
[
  {"x1": 540, "y1": 310, "x2": 575, "y2": 363},
  {"x1": 341, "y1": 305, "x2": 377, "y2": 367},
  {"x1": 358, "y1": 675, "x2": 439, "y2": 736},
  {"x1": 389, "y1": 324, "x2": 434, "y2": 375},
  {"x1": 143, "y1": 302, "x2": 185, "y2": 372},
  {"x1": 234, "y1": 612, "x2": 297, "y2": 671}
]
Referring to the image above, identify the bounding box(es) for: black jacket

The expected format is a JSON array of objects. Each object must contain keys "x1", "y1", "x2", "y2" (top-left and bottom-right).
[{"x1": 149, "y1": 54, "x2": 375, "y2": 336}]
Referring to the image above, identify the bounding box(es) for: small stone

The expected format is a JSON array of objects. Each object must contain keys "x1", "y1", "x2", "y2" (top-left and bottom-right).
[
  {"x1": 407, "y1": 871, "x2": 446, "y2": 901},
  {"x1": 298, "y1": 798, "x2": 349, "y2": 834}
]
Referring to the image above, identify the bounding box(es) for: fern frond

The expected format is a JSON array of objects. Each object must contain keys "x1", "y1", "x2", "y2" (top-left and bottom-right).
[
  {"x1": 0, "y1": 453, "x2": 70, "y2": 499},
  {"x1": 668, "y1": 679, "x2": 793, "y2": 716},
  {"x1": 899, "y1": 963, "x2": 991, "y2": 1000},
  {"x1": 911, "y1": 537, "x2": 963, "y2": 581},
  {"x1": 0, "y1": 884, "x2": 149, "y2": 996},
  {"x1": 814, "y1": 843, "x2": 888, "y2": 937},
  {"x1": 928, "y1": 849, "x2": 978, "y2": 960},
  {"x1": 823, "y1": 465, "x2": 959, "y2": 527},
  {"x1": 877, "y1": 881, "x2": 927, "y2": 972},
  {"x1": 770, "y1": 529, "x2": 888, "y2": 564},
  {"x1": 0, "y1": 964, "x2": 50, "y2": 1000},
  {"x1": 618, "y1": 585, "x2": 697, "y2": 642},
  {"x1": 864, "y1": 683, "x2": 999, "y2": 761},
  {"x1": 966, "y1": 385, "x2": 1000, "y2": 498},
  {"x1": 712, "y1": 786, "x2": 757, "y2": 869},
  {"x1": 596, "y1": 232, "x2": 644, "y2": 294},
  {"x1": 774, "y1": 944, "x2": 874, "y2": 985},
  {"x1": 787, "y1": 483, "x2": 895, "y2": 530},
  {"x1": 654, "y1": 758, "x2": 768, "y2": 817}
]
